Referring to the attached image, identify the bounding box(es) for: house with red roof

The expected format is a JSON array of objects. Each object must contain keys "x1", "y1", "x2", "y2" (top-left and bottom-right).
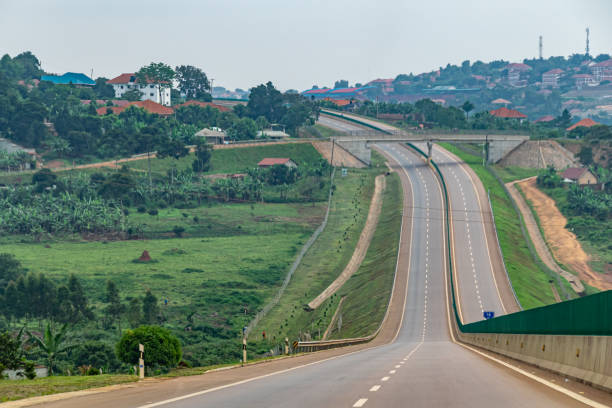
[
  {"x1": 96, "y1": 100, "x2": 174, "y2": 116},
  {"x1": 567, "y1": 118, "x2": 600, "y2": 131},
  {"x1": 257, "y1": 158, "x2": 297, "y2": 168},
  {"x1": 366, "y1": 78, "x2": 394, "y2": 93},
  {"x1": 591, "y1": 59, "x2": 612, "y2": 82},
  {"x1": 541, "y1": 68, "x2": 563, "y2": 88},
  {"x1": 176, "y1": 100, "x2": 230, "y2": 112},
  {"x1": 561, "y1": 167, "x2": 597, "y2": 185},
  {"x1": 489, "y1": 107, "x2": 527, "y2": 120},
  {"x1": 107, "y1": 73, "x2": 171, "y2": 106}
]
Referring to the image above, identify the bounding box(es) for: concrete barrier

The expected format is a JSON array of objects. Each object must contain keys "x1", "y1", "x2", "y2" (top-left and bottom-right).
[{"x1": 456, "y1": 332, "x2": 612, "y2": 392}]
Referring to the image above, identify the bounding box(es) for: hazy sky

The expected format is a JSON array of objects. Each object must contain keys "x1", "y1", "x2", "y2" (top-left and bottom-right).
[{"x1": 1, "y1": 0, "x2": 611, "y2": 91}]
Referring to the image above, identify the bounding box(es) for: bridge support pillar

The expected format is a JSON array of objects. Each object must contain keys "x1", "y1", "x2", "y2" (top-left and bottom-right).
[{"x1": 426, "y1": 141, "x2": 433, "y2": 163}]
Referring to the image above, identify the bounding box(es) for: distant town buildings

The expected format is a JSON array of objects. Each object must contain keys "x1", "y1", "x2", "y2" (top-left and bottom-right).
[
  {"x1": 505, "y1": 63, "x2": 532, "y2": 87},
  {"x1": 566, "y1": 118, "x2": 600, "y2": 131},
  {"x1": 541, "y1": 69, "x2": 563, "y2": 88},
  {"x1": 572, "y1": 74, "x2": 596, "y2": 88},
  {"x1": 591, "y1": 59, "x2": 612, "y2": 82},
  {"x1": 107, "y1": 73, "x2": 171, "y2": 106}
]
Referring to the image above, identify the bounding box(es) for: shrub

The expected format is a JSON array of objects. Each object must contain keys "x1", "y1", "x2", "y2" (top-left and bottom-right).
[
  {"x1": 137, "y1": 206, "x2": 147, "y2": 213},
  {"x1": 116, "y1": 326, "x2": 181, "y2": 370},
  {"x1": 172, "y1": 226, "x2": 185, "y2": 237},
  {"x1": 69, "y1": 341, "x2": 119, "y2": 371},
  {"x1": 148, "y1": 209, "x2": 159, "y2": 216}
]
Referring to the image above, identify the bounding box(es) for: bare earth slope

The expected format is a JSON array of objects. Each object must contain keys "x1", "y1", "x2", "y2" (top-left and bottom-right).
[{"x1": 519, "y1": 177, "x2": 612, "y2": 290}]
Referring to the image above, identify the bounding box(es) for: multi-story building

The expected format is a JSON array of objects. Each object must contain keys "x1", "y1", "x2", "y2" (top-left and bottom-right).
[
  {"x1": 591, "y1": 59, "x2": 612, "y2": 82},
  {"x1": 505, "y1": 63, "x2": 531, "y2": 87},
  {"x1": 541, "y1": 68, "x2": 563, "y2": 88},
  {"x1": 107, "y1": 73, "x2": 171, "y2": 106},
  {"x1": 572, "y1": 74, "x2": 596, "y2": 88}
]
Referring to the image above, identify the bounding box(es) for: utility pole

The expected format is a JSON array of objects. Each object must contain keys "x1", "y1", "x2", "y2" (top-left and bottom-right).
[
  {"x1": 242, "y1": 326, "x2": 247, "y2": 366},
  {"x1": 138, "y1": 343, "x2": 145, "y2": 379}
]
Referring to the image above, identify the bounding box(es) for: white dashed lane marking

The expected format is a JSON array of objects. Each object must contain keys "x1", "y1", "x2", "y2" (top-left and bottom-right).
[
  {"x1": 353, "y1": 398, "x2": 368, "y2": 407},
  {"x1": 370, "y1": 385, "x2": 381, "y2": 392}
]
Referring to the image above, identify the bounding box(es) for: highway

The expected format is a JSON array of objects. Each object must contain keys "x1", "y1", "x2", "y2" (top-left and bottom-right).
[{"x1": 30, "y1": 117, "x2": 596, "y2": 407}]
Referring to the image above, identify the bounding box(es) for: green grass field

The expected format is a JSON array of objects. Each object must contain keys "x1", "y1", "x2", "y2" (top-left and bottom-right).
[
  {"x1": 0, "y1": 374, "x2": 138, "y2": 402},
  {"x1": 328, "y1": 173, "x2": 402, "y2": 339},
  {"x1": 253, "y1": 152, "x2": 390, "y2": 341},
  {"x1": 126, "y1": 143, "x2": 322, "y2": 176},
  {"x1": 439, "y1": 143, "x2": 566, "y2": 308},
  {"x1": 493, "y1": 166, "x2": 542, "y2": 183}
]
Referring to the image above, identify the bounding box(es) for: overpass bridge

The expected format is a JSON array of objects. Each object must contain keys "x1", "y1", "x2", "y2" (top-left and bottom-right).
[{"x1": 320, "y1": 110, "x2": 529, "y2": 165}]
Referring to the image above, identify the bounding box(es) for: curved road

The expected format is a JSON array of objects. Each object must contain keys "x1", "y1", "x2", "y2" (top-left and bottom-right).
[
  {"x1": 132, "y1": 143, "x2": 584, "y2": 407},
  {"x1": 30, "y1": 116, "x2": 595, "y2": 408}
]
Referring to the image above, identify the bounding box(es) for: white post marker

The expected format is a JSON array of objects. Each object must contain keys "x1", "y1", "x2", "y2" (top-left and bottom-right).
[
  {"x1": 284, "y1": 337, "x2": 289, "y2": 355},
  {"x1": 138, "y1": 343, "x2": 145, "y2": 379}
]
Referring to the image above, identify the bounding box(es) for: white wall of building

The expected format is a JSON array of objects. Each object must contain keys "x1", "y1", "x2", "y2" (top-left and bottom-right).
[{"x1": 112, "y1": 82, "x2": 171, "y2": 106}]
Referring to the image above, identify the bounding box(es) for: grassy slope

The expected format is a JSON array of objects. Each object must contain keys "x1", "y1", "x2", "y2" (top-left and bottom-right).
[
  {"x1": 438, "y1": 143, "x2": 561, "y2": 308},
  {"x1": 126, "y1": 143, "x2": 322, "y2": 175},
  {"x1": 493, "y1": 166, "x2": 542, "y2": 183},
  {"x1": 328, "y1": 173, "x2": 402, "y2": 339},
  {"x1": 254, "y1": 152, "x2": 387, "y2": 341},
  {"x1": 0, "y1": 375, "x2": 138, "y2": 402}
]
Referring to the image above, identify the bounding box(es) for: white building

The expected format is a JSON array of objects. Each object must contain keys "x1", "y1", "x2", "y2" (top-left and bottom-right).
[{"x1": 107, "y1": 73, "x2": 171, "y2": 106}]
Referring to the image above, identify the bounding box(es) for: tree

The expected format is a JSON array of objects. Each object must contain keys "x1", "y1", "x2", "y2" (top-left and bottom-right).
[
  {"x1": 175, "y1": 65, "x2": 210, "y2": 100},
  {"x1": 142, "y1": 290, "x2": 159, "y2": 324},
  {"x1": 334, "y1": 80, "x2": 349, "y2": 89},
  {"x1": 115, "y1": 325, "x2": 181, "y2": 370},
  {"x1": 0, "y1": 329, "x2": 23, "y2": 371},
  {"x1": 555, "y1": 109, "x2": 571, "y2": 129},
  {"x1": 578, "y1": 146, "x2": 593, "y2": 165},
  {"x1": 93, "y1": 77, "x2": 115, "y2": 99},
  {"x1": 136, "y1": 62, "x2": 174, "y2": 102},
  {"x1": 121, "y1": 88, "x2": 143, "y2": 101},
  {"x1": 192, "y1": 139, "x2": 212, "y2": 173},
  {"x1": 27, "y1": 323, "x2": 72, "y2": 375},
  {"x1": 69, "y1": 341, "x2": 119, "y2": 371},
  {"x1": 0, "y1": 253, "x2": 25, "y2": 294},
  {"x1": 227, "y1": 117, "x2": 257, "y2": 140},
  {"x1": 126, "y1": 298, "x2": 142, "y2": 327},
  {"x1": 247, "y1": 82, "x2": 285, "y2": 123},
  {"x1": 47, "y1": 137, "x2": 72, "y2": 158},
  {"x1": 105, "y1": 281, "x2": 125, "y2": 330},
  {"x1": 461, "y1": 100, "x2": 474, "y2": 119},
  {"x1": 67, "y1": 274, "x2": 93, "y2": 322}
]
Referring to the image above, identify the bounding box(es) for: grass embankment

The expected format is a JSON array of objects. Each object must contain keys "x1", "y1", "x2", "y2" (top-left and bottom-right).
[
  {"x1": 126, "y1": 143, "x2": 322, "y2": 176},
  {"x1": 253, "y1": 152, "x2": 388, "y2": 341},
  {"x1": 328, "y1": 173, "x2": 402, "y2": 339},
  {"x1": 438, "y1": 143, "x2": 566, "y2": 308},
  {"x1": 493, "y1": 166, "x2": 541, "y2": 183},
  {"x1": 0, "y1": 375, "x2": 138, "y2": 402}
]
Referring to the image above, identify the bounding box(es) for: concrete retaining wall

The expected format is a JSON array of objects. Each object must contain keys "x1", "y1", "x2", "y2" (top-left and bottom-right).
[
  {"x1": 456, "y1": 331, "x2": 612, "y2": 392},
  {"x1": 335, "y1": 140, "x2": 371, "y2": 165}
]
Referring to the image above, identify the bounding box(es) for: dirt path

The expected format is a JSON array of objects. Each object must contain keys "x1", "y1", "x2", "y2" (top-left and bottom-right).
[
  {"x1": 307, "y1": 174, "x2": 386, "y2": 310},
  {"x1": 312, "y1": 141, "x2": 366, "y2": 168},
  {"x1": 517, "y1": 177, "x2": 612, "y2": 291},
  {"x1": 506, "y1": 178, "x2": 585, "y2": 294}
]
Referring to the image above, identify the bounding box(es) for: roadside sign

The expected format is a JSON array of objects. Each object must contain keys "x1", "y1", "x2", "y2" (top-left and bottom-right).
[
  {"x1": 483, "y1": 311, "x2": 495, "y2": 319},
  {"x1": 292, "y1": 341, "x2": 299, "y2": 349},
  {"x1": 341, "y1": 168, "x2": 347, "y2": 177}
]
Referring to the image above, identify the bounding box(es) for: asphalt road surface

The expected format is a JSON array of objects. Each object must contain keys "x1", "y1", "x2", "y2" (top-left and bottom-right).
[
  {"x1": 29, "y1": 116, "x2": 598, "y2": 407},
  {"x1": 126, "y1": 143, "x2": 584, "y2": 407}
]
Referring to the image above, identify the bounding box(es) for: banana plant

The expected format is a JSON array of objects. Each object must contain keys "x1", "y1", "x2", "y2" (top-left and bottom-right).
[{"x1": 27, "y1": 323, "x2": 73, "y2": 375}]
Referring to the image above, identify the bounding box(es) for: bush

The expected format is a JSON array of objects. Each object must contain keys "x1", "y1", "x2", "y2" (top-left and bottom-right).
[
  {"x1": 148, "y1": 208, "x2": 159, "y2": 216},
  {"x1": 116, "y1": 326, "x2": 181, "y2": 370},
  {"x1": 137, "y1": 206, "x2": 147, "y2": 213},
  {"x1": 68, "y1": 341, "x2": 119, "y2": 371},
  {"x1": 172, "y1": 226, "x2": 185, "y2": 237}
]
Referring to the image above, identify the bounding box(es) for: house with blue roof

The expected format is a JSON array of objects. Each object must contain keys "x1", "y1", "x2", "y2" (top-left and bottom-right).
[{"x1": 40, "y1": 72, "x2": 96, "y2": 86}]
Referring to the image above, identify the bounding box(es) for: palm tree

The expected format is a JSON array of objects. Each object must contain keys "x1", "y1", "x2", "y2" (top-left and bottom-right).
[{"x1": 27, "y1": 323, "x2": 72, "y2": 375}]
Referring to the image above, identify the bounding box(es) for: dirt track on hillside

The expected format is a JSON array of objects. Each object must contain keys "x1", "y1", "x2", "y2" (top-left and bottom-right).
[
  {"x1": 518, "y1": 178, "x2": 612, "y2": 291},
  {"x1": 506, "y1": 178, "x2": 584, "y2": 294},
  {"x1": 307, "y1": 174, "x2": 386, "y2": 310}
]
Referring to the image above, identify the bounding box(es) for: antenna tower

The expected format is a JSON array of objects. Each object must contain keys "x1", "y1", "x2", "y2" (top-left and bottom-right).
[
  {"x1": 539, "y1": 35, "x2": 543, "y2": 59},
  {"x1": 586, "y1": 27, "x2": 590, "y2": 56}
]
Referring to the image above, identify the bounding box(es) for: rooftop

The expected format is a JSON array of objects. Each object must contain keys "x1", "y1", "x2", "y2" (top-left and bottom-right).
[
  {"x1": 567, "y1": 118, "x2": 600, "y2": 131},
  {"x1": 489, "y1": 107, "x2": 527, "y2": 119},
  {"x1": 40, "y1": 72, "x2": 95, "y2": 86},
  {"x1": 107, "y1": 73, "x2": 169, "y2": 85},
  {"x1": 561, "y1": 167, "x2": 588, "y2": 180},
  {"x1": 176, "y1": 100, "x2": 231, "y2": 112}
]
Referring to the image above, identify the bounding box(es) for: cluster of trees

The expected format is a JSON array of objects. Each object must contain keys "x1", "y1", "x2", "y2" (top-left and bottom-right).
[
  {"x1": 567, "y1": 184, "x2": 612, "y2": 221},
  {"x1": 0, "y1": 149, "x2": 35, "y2": 171}
]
